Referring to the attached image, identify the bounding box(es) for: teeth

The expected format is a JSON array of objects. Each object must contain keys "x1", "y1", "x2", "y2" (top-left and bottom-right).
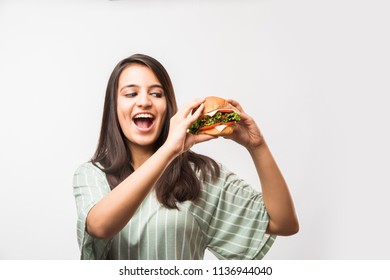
[{"x1": 134, "y1": 113, "x2": 154, "y2": 119}]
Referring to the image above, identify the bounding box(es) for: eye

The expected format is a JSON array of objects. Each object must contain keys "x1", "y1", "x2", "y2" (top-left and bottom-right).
[
  {"x1": 150, "y1": 92, "x2": 163, "y2": 98},
  {"x1": 125, "y1": 92, "x2": 137, "y2": 98}
]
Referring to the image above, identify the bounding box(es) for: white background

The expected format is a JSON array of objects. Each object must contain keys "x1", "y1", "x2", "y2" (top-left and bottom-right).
[{"x1": 0, "y1": 0, "x2": 389, "y2": 260}]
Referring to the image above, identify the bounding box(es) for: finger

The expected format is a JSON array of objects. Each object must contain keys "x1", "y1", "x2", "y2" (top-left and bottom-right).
[
  {"x1": 225, "y1": 103, "x2": 241, "y2": 114},
  {"x1": 226, "y1": 99, "x2": 253, "y2": 122},
  {"x1": 192, "y1": 134, "x2": 217, "y2": 145},
  {"x1": 187, "y1": 103, "x2": 204, "y2": 123},
  {"x1": 226, "y1": 98, "x2": 244, "y2": 112},
  {"x1": 177, "y1": 98, "x2": 205, "y2": 118}
]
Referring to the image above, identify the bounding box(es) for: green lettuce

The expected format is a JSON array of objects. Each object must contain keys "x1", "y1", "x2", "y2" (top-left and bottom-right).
[{"x1": 188, "y1": 111, "x2": 240, "y2": 134}]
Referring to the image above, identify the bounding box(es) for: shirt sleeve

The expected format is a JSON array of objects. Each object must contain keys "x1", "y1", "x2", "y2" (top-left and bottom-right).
[
  {"x1": 191, "y1": 164, "x2": 276, "y2": 260},
  {"x1": 72, "y1": 162, "x2": 113, "y2": 260}
]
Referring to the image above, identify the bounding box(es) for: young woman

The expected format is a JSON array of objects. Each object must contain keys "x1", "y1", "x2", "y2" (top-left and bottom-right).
[{"x1": 73, "y1": 54, "x2": 299, "y2": 260}]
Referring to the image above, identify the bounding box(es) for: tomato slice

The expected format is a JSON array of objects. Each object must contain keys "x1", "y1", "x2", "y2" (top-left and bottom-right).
[
  {"x1": 217, "y1": 109, "x2": 233, "y2": 113},
  {"x1": 198, "y1": 121, "x2": 235, "y2": 131}
]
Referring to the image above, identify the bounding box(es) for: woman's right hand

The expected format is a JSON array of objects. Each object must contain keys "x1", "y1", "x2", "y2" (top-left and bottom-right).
[{"x1": 164, "y1": 98, "x2": 216, "y2": 156}]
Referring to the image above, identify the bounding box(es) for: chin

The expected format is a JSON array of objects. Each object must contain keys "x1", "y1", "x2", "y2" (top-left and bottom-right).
[
  {"x1": 129, "y1": 138, "x2": 155, "y2": 148},
  {"x1": 126, "y1": 133, "x2": 159, "y2": 148}
]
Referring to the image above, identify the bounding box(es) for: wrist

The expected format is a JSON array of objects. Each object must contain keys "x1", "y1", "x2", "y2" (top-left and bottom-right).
[
  {"x1": 158, "y1": 142, "x2": 180, "y2": 163},
  {"x1": 247, "y1": 140, "x2": 268, "y2": 157}
]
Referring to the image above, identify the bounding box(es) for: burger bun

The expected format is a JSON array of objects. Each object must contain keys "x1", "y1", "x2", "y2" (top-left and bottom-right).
[
  {"x1": 202, "y1": 96, "x2": 229, "y2": 114},
  {"x1": 198, "y1": 125, "x2": 234, "y2": 136}
]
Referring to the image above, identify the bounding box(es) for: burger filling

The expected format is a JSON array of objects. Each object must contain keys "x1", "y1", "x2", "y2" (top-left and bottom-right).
[{"x1": 189, "y1": 110, "x2": 240, "y2": 134}]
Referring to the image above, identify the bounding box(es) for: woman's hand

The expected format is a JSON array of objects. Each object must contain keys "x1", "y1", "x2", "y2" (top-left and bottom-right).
[
  {"x1": 225, "y1": 99, "x2": 299, "y2": 236},
  {"x1": 164, "y1": 98, "x2": 216, "y2": 156},
  {"x1": 224, "y1": 99, "x2": 266, "y2": 151}
]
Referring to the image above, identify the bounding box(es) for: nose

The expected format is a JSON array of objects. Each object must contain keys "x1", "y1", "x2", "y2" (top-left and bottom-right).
[{"x1": 136, "y1": 92, "x2": 152, "y2": 108}]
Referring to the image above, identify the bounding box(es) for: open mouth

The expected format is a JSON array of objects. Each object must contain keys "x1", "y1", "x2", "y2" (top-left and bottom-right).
[{"x1": 133, "y1": 113, "x2": 155, "y2": 131}]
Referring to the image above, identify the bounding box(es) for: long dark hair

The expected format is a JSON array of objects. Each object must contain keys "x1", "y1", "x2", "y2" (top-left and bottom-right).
[{"x1": 91, "y1": 54, "x2": 220, "y2": 209}]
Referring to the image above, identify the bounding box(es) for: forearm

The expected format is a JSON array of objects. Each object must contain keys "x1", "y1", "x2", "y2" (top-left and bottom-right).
[
  {"x1": 86, "y1": 145, "x2": 176, "y2": 239},
  {"x1": 248, "y1": 142, "x2": 299, "y2": 236}
]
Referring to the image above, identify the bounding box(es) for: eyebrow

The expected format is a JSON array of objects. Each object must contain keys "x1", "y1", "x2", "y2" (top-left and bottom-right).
[{"x1": 119, "y1": 84, "x2": 164, "y2": 92}]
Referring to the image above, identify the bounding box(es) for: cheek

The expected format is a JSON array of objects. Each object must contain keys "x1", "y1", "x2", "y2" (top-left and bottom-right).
[
  {"x1": 116, "y1": 105, "x2": 125, "y2": 123},
  {"x1": 159, "y1": 105, "x2": 168, "y2": 126},
  {"x1": 116, "y1": 101, "x2": 132, "y2": 128}
]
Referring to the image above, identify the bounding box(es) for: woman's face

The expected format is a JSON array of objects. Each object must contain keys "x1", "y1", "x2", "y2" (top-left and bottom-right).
[{"x1": 117, "y1": 64, "x2": 167, "y2": 150}]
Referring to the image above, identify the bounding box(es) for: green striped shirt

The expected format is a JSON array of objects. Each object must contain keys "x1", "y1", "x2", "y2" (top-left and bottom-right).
[{"x1": 73, "y1": 162, "x2": 275, "y2": 260}]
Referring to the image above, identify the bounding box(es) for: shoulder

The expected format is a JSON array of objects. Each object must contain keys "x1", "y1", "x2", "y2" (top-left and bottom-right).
[
  {"x1": 199, "y1": 161, "x2": 260, "y2": 198},
  {"x1": 74, "y1": 161, "x2": 100, "y2": 173},
  {"x1": 195, "y1": 161, "x2": 233, "y2": 193},
  {"x1": 199, "y1": 161, "x2": 238, "y2": 184},
  {"x1": 73, "y1": 162, "x2": 107, "y2": 181}
]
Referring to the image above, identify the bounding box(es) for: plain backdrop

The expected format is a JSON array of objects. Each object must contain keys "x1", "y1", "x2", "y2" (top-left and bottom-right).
[{"x1": 1, "y1": 0, "x2": 389, "y2": 260}]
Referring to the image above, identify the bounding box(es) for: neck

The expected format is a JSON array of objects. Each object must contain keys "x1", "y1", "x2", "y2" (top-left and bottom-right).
[{"x1": 129, "y1": 144, "x2": 154, "y2": 170}]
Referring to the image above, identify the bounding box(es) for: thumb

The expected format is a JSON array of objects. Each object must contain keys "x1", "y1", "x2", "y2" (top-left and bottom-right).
[{"x1": 193, "y1": 134, "x2": 217, "y2": 145}]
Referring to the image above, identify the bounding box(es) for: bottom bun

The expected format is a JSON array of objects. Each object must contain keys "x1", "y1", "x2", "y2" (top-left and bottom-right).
[{"x1": 198, "y1": 125, "x2": 234, "y2": 136}]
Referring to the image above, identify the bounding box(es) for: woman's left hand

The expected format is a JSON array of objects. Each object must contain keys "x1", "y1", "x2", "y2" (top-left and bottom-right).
[
  {"x1": 225, "y1": 99, "x2": 299, "y2": 236},
  {"x1": 224, "y1": 99, "x2": 266, "y2": 151}
]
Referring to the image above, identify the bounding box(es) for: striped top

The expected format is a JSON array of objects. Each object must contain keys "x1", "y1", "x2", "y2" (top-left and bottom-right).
[{"x1": 73, "y1": 162, "x2": 276, "y2": 260}]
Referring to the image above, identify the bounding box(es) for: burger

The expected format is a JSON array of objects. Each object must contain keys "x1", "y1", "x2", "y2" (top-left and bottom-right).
[{"x1": 188, "y1": 96, "x2": 240, "y2": 135}]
